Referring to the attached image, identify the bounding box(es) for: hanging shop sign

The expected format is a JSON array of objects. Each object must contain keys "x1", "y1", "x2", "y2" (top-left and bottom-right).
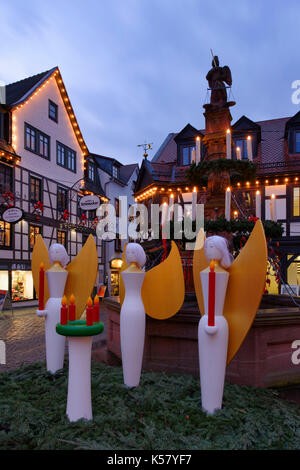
[
  {"x1": 2, "y1": 207, "x2": 23, "y2": 223},
  {"x1": 79, "y1": 195, "x2": 100, "y2": 211}
]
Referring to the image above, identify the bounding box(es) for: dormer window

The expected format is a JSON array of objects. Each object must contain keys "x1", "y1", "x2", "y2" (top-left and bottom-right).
[
  {"x1": 182, "y1": 145, "x2": 196, "y2": 166},
  {"x1": 88, "y1": 162, "x2": 95, "y2": 182},
  {"x1": 113, "y1": 165, "x2": 118, "y2": 179},
  {"x1": 234, "y1": 138, "x2": 249, "y2": 159}
]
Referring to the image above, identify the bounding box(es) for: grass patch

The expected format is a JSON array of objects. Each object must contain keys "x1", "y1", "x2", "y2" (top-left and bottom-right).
[{"x1": 0, "y1": 361, "x2": 299, "y2": 450}]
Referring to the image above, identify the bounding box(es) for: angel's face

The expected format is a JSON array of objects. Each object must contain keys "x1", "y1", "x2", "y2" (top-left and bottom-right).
[
  {"x1": 49, "y1": 243, "x2": 68, "y2": 267},
  {"x1": 205, "y1": 238, "x2": 223, "y2": 262}
]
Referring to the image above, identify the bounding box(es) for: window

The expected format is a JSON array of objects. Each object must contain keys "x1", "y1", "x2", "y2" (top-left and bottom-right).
[
  {"x1": 49, "y1": 100, "x2": 58, "y2": 122},
  {"x1": 234, "y1": 139, "x2": 248, "y2": 159},
  {"x1": 115, "y1": 198, "x2": 120, "y2": 217},
  {"x1": 181, "y1": 146, "x2": 195, "y2": 166},
  {"x1": 30, "y1": 176, "x2": 42, "y2": 203},
  {"x1": 293, "y1": 187, "x2": 300, "y2": 217},
  {"x1": 88, "y1": 162, "x2": 95, "y2": 182},
  {"x1": 57, "y1": 230, "x2": 67, "y2": 248},
  {"x1": 112, "y1": 165, "x2": 119, "y2": 179},
  {"x1": 29, "y1": 225, "x2": 41, "y2": 250},
  {"x1": 25, "y1": 123, "x2": 50, "y2": 159},
  {"x1": 82, "y1": 233, "x2": 89, "y2": 246},
  {"x1": 0, "y1": 221, "x2": 11, "y2": 247},
  {"x1": 0, "y1": 163, "x2": 12, "y2": 193},
  {"x1": 57, "y1": 142, "x2": 76, "y2": 172},
  {"x1": 296, "y1": 132, "x2": 300, "y2": 153},
  {"x1": 57, "y1": 186, "x2": 68, "y2": 213},
  {"x1": 115, "y1": 234, "x2": 122, "y2": 252}
]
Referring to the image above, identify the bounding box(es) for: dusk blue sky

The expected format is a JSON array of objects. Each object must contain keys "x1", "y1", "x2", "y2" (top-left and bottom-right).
[{"x1": 1, "y1": 0, "x2": 300, "y2": 165}]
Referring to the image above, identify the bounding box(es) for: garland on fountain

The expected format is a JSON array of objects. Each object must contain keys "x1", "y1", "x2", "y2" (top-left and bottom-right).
[{"x1": 186, "y1": 159, "x2": 258, "y2": 186}]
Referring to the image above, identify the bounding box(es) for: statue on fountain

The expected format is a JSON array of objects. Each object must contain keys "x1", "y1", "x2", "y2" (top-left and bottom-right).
[{"x1": 204, "y1": 55, "x2": 235, "y2": 111}]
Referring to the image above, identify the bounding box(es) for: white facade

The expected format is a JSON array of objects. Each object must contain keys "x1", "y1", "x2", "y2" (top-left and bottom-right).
[
  {"x1": 0, "y1": 68, "x2": 104, "y2": 306},
  {"x1": 97, "y1": 163, "x2": 138, "y2": 296}
]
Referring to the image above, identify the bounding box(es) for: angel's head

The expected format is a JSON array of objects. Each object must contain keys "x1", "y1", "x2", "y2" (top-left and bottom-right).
[
  {"x1": 49, "y1": 243, "x2": 69, "y2": 268},
  {"x1": 125, "y1": 243, "x2": 146, "y2": 269},
  {"x1": 204, "y1": 235, "x2": 232, "y2": 269}
]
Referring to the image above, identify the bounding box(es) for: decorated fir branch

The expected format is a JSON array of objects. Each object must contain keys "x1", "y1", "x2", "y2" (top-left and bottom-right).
[{"x1": 186, "y1": 158, "x2": 258, "y2": 187}]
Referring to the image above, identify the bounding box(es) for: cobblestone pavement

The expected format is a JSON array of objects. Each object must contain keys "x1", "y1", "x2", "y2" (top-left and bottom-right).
[{"x1": 0, "y1": 307, "x2": 107, "y2": 372}]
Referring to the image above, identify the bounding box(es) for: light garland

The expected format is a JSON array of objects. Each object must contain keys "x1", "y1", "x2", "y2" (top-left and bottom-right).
[{"x1": 11, "y1": 67, "x2": 89, "y2": 173}]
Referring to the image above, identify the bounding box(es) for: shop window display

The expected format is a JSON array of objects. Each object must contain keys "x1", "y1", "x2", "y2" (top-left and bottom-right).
[{"x1": 11, "y1": 270, "x2": 34, "y2": 301}]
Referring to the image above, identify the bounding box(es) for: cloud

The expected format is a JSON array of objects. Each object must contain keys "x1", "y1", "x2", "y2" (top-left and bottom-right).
[{"x1": 0, "y1": 0, "x2": 299, "y2": 163}]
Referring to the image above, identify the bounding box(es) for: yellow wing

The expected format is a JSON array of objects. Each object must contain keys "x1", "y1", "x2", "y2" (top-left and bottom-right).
[
  {"x1": 193, "y1": 221, "x2": 267, "y2": 365},
  {"x1": 120, "y1": 241, "x2": 185, "y2": 320},
  {"x1": 31, "y1": 234, "x2": 51, "y2": 306},
  {"x1": 64, "y1": 234, "x2": 98, "y2": 320},
  {"x1": 224, "y1": 220, "x2": 267, "y2": 364},
  {"x1": 142, "y1": 241, "x2": 185, "y2": 320}
]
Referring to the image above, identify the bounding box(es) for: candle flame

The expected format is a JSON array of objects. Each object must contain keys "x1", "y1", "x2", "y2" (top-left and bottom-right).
[
  {"x1": 209, "y1": 260, "x2": 215, "y2": 272},
  {"x1": 226, "y1": 128, "x2": 231, "y2": 134},
  {"x1": 193, "y1": 186, "x2": 197, "y2": 192},
  {"x1": 226, "y1": 187, "x2": 231, "y2": 192},
  {"x1": 271, "y1": 194, "x2": 276, "y2": 199},
  {"x1": 196, "y1": 136, "x2": 200, "y2": 141},
  {"x1": 247, "y1": 135, "x2": 251, "y2": 140},
  {"x1": 87, "y1": 296, "x2": 93, "y2": 307},
  {"x1": 94, "y1": 294, "x2": 99, "y2": 305},
  {"x1": 61, "y1": 295, "x2": 67, "y2": 307},
  {"x1": 40, "y1": 262, "x2": 44, "y2": 269},
  {"x1": 70, "y1": 294, "x2": 75, "y2": 304},
  {"x1": 256, "y1": 190, "x2": 260, "y2": 195}
]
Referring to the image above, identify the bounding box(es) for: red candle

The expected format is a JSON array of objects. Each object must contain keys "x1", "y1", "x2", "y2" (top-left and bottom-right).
[
  {"x1": 86, "y1": 296, "x2": 94, "y2": 326},
  {"x1": 208, "y1": 260, "x2": 215, "y2": 327},
  {"x1": 61, "y1": 295, "x2": 68, "y2": 325},
  {"x1": 39, "y1": 263, "x2": 45, "y2": 311},
  {"x1": 93, "y1": 294, "x2": 100, "y2": 322},
  {"x1": 69, "y1": 294, "x2": 76, "y2": 321}
]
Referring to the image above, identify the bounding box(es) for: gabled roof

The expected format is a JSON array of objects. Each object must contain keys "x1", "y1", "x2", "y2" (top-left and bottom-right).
[
  {"x1": 90, "y1": 153, "x2": 138, "y2": 185},
  {"x1": 174, "y1": 123, "x2": 203, "y2": 142},
  {"x1": 6, "y1": 68, "x2": 56, "y2": 106},
  {"x1": 6, "y1": 67, "x2": 89, "y2": 157},
  {"x1": 232, "y1": 115, "x2": 261, "y2": 132}
]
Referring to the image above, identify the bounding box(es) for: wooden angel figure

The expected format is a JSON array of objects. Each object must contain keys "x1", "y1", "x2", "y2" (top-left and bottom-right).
[
  {"x1": 31, "y1": 234, "x2": 98, "y2": 374},
  {"x1": 193, "y1": 221, "x2": 267, "y2": 414},
  {"x1": 119, "y1": 241, "x2": 185, "y2": 388}
]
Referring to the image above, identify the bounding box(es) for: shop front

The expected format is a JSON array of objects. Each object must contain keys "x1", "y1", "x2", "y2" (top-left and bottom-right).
[
  {"x1": 109, "y1": 258, "x2": 123, "y2": 297},
  {"x1": 0, "y1": 261, "x2": 35, "y2": 305}
]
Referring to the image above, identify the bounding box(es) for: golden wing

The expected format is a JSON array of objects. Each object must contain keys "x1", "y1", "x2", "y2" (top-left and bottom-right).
[
  {"x1": 64, "y1": 234, "x2": 98, "y2": 320},
  {"x1": 142, "y1": 241, "x2": 185, "y2": 320},
  {"x1": 192, "y1": 228, "x2": 207, "y2": 316},
  {"x1": 224, "y1": 220, "x2": 267, "y2": 364},
  {"x1": 31, "y1": 234, "x2": 51, "y2": 306},
  {"x1": 193, "y1": 221, "x2": 267, "y2": 365}
]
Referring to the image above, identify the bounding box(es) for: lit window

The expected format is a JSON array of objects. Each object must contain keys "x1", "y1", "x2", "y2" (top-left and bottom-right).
[
  {"x1": 30, "y1": 176, "x2": 42, "y2": 203},
  {"x1": 0, "y1": 221, "x2": 11, "y2": 247},
  {"x1": 29, "y1": 225, "x2": 41, "y2": 250},
  {"x1": 57, "y1": 230, "x2": 67, "y2": 248},
  {"x1": 234, "y1": 139, "x2": 248, "y2": 159},
  {"x1": 293, "y1": 187, "x2": 300, "y2": 217},
  {"x1": 57, "y1": 186, "x2": 68, "y2": 213},
  {"x1": 182, "y1": 146, "x2": 195, "y2": 166}
]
